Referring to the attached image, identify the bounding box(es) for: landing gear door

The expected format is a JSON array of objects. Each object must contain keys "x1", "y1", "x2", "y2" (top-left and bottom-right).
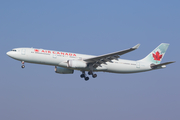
[{"x1": 21, "y1": 49, "x2": 26, "y2": 55}]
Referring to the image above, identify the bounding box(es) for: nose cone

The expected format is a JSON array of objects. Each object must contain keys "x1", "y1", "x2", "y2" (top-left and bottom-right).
[
  {"x1": 6, "y1": 50, "x2": 19, "y2": 59},
  {"x1": 6, "y1": 51, "x2": 11, "y2": 56},
  {"x1": 6, "y1": 51, "x2": 14, "y2": 58}
]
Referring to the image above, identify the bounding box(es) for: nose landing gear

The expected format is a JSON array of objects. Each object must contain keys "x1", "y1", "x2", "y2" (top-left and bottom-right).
[{"x1": 21, "y1": 61, "x2": 25, "y2": 68}]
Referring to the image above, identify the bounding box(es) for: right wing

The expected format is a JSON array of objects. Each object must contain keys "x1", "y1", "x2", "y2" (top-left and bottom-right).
[{"x1": 84, "y1": 44, "x2": 140, "y2": 67}]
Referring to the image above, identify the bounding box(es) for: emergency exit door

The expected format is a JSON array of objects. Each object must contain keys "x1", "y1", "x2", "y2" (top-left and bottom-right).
[{"x1": 136, "y1": 62, "x2": 140, "y2": 68}]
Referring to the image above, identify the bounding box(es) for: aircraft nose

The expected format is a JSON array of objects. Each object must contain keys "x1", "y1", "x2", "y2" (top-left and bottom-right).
[
  {"x1": 6, "y1": 51, "x2": 18, "y2": 59},
  {"x1": 6, "y1": 51, "x2": 13, "y2": 57},
  {"x1": 6, "y1": 51, "x2": 11, "y2": 56}
]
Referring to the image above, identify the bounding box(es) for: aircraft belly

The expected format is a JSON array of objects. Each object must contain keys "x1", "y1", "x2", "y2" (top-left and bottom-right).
[{"x1": 106, "y1": 63, "x2": 150, "y2": 73}]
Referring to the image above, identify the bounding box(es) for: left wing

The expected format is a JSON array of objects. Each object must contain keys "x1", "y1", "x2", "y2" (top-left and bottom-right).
[{"x1": 84, "y1": 44, "x2": 140, "y2": 67}]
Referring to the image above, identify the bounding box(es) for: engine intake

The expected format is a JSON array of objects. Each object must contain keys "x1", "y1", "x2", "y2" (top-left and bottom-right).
[{"x1": 67, "y1": 60, "x2": 87, "y2": 68}]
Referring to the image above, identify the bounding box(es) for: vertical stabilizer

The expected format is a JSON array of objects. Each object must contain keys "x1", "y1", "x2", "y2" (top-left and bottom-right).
[{"x1": 139, "y1": 43, "x2": 169, "y2": 64}]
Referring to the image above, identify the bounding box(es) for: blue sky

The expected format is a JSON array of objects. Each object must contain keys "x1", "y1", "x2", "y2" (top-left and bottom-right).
[{"x1": 0, "y1": 1, "x2": 179, "y2": 120}]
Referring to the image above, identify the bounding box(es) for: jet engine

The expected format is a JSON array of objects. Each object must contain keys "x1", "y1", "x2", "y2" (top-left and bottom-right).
[
  {"x1": 67, "y1": 60, "x2": 87, "y2": 68},
  {"x1": 55, "y1": 66, "x2": 74, "y2": 74}
]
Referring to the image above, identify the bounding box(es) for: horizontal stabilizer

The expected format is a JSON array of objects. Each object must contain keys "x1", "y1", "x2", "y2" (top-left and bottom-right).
[{"x1": 151, "y1": 61, "x2": 175, "y2": 69}]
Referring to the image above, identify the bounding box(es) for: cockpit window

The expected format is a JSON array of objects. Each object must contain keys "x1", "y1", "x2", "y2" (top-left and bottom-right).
[{"x1": 11, "y1": 50, "x2": 17, "y2": 52}]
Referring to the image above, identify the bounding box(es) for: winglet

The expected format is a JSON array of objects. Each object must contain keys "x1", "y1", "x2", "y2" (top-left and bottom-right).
[{"x1": 132, "y1": 44, "x2": 140, "y2": 49}]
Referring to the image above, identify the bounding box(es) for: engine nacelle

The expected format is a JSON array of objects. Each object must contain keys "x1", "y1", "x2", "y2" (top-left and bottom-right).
[
  {"x1": 67, "y1": 60, "x2": 87, "y2": 68},
  {"x1": 55, "y1": 66, "x2": 74, "y2": 74}
]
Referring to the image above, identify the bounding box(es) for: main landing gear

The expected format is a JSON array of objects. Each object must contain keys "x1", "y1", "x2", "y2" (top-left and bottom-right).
[
  {"x1": 21, "y1": 61, "x2": 25, "y2": 68},
  {"x1": 80, "y1": 71, "x2": 97, "y2": 81},
  {"x1": 88, "y1": 71, "x2": 97, "y2": 78},
  {"x1": 80, "y1": 71, "x2": 89, "y2": 81}
]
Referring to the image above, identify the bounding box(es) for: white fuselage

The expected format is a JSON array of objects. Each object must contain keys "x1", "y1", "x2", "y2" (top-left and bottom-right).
[{"x1": 7, "y1": 47, "x2": 152, "y2": 73}]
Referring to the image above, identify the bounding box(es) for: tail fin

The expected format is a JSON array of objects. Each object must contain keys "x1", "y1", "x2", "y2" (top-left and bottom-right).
[{"x1": 140, "y1": 43, "x2": 169, "y2": 64}]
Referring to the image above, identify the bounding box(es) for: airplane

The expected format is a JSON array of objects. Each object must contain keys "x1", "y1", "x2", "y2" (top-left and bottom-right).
[{"x1": 6, "y1": 43, "x2": 175, "y2": 81}]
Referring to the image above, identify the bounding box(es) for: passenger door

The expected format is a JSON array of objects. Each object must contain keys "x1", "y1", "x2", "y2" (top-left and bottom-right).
[{"x1": 21, "y1": 49, "x2": 26, "y2": 55}]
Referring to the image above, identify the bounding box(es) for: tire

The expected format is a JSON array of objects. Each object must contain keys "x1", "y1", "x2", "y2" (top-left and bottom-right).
[
  {"x1": 85, "y1": 77, "x2": 89, "y2": 81},
  {"x1": 21, "y1": 65, "x2": 25, "y2": 68},
  {"x1": 88, "y1": 71, "x2": 92, "y2": 75},
  {"x1": 92, "y1": 74, "x2": 97, "y2": 78},
  {"x1": 80, "y1": 74, "x2": 85, "y2": 78}
]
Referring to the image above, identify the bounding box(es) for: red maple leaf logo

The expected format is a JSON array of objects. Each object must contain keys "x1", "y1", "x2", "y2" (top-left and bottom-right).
[{"x1": 152, "y1": 51, "x2": 162, "y2": 61}]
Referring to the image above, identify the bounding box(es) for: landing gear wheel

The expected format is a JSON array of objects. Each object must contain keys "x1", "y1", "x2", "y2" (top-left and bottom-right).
[
  {"x1": 85, "y1": 77, "x2": 89, "y2": 81},
  {"x1": 88, "y1": 71, "x2": 93, "y2": 75},
  {"x1": 21, "y1": 65, "x2": 25, "y2": 68},
  {"x1": 80, "y1": 74, "x2": 85, "y2": 78},
  {"x1": 92, "y1": 74, "x2": 97, "y2": 78},
  {"x1": 81, "y1": 71, "x2": 90, "y2": 81}
]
